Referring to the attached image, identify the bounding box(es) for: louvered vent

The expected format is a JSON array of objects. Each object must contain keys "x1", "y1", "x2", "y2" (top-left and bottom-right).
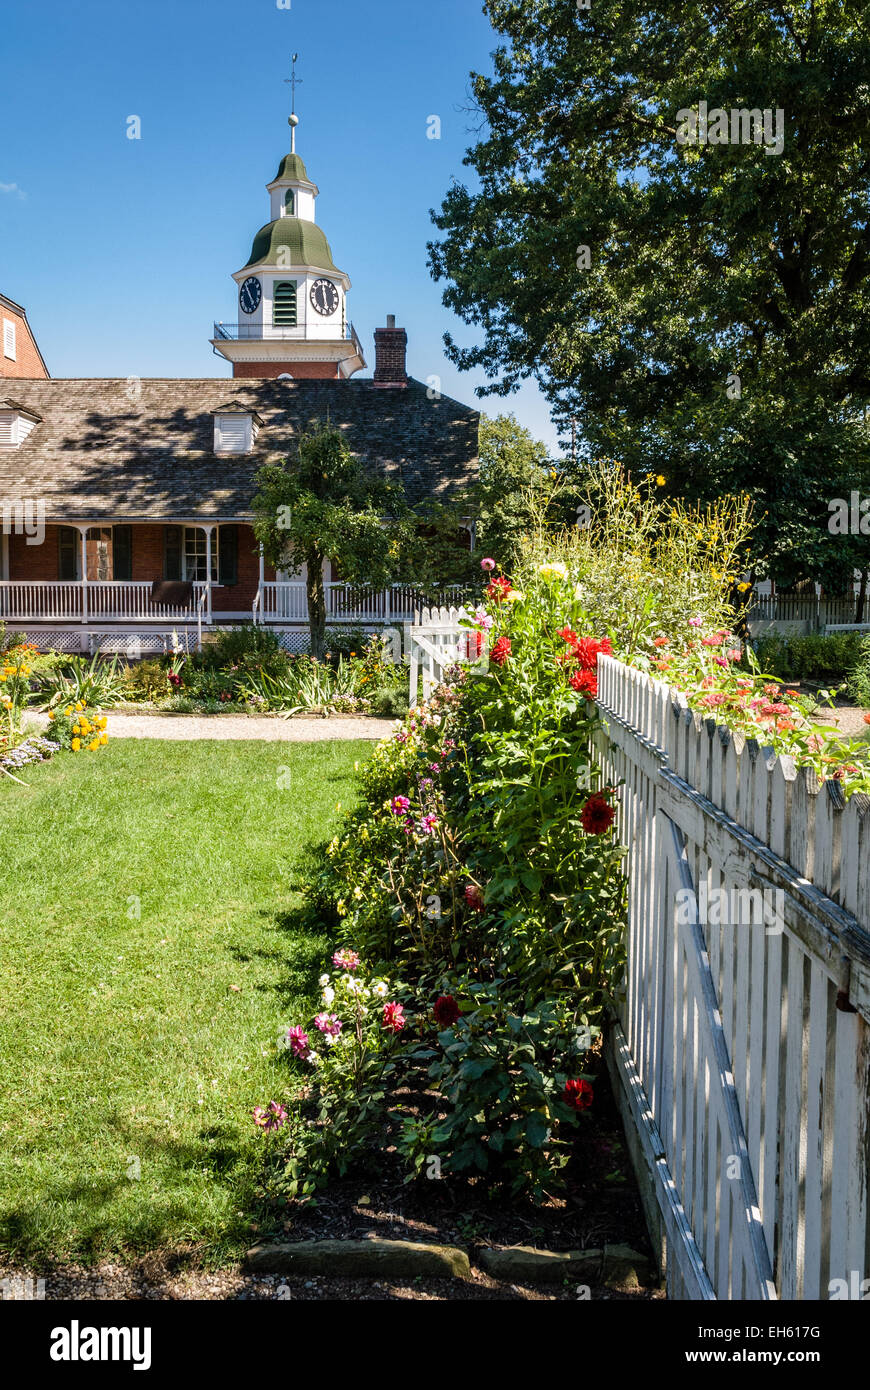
[
  {"x1": 273, "y1": 282, "x2": 297, "y2": 327},
  {"x1": 213, "y1": 415, "x2": 254, "y2": 455}
]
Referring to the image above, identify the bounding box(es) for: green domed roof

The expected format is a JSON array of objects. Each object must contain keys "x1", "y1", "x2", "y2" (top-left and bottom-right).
[
  {"x1": 273, "y1": 152, "x2": 310, "y2": 183},
  {"x1": 244, "y1": 217, "x2": 339, "y2": 272}
]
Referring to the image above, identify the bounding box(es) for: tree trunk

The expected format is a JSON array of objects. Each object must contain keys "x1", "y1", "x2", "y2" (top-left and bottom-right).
[
  {"x1": 855, "y1": 567, "x2": 868, "y2": 625},
  {"x1": 306, "y1": 553, "x2": 327, "y2": 660}
]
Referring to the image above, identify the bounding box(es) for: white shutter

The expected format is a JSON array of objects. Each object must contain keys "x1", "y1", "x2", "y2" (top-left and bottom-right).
[
  {"x1": 0, "y1": 412, "x2": 14, "y2": 446},
  {"x1": 214, "y1": 415, "x2": 251, "y2": 454},
  {"x1": 2, "y1": 321, "x2": 16, "y2": 361}
]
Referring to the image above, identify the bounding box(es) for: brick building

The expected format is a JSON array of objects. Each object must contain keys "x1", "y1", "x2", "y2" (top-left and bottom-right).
[
  {"x1": 0, "y1": 120, "x2": 478, "y2": 653},
  {"x1": 0, "y1": 293, "x2": 49, "y2": 380}
]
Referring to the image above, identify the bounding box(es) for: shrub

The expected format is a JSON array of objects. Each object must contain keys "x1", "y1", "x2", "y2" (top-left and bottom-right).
[
  {"x1": 120, "y1": 659, "x2": 173, "y2": 704},
  {"x1": 749, "y1": 631, "x2": 864, "y2": 684},
  {"x1": 197, "y1": 624, "x2": 288, "y2": 677},
  {"x1": 847, "y1": 635, "x2": 870, "y2": 707},
  {"x1": 368, "y1": 687, "x2": 408, "y2": 719}
]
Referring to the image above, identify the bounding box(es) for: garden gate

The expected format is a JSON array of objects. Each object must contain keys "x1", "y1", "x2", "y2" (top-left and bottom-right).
[
  {"x1": 594, "y1": 656, "x2": 870, "y2": 1301},
  {"x1": 408, "y1": 606, "x2": 474, "y2": 701}
]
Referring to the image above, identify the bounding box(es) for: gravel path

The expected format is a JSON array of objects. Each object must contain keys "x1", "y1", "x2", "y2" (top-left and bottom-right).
[{"x1": 24, "y1": 712, "x2": 394, "y2": 742}]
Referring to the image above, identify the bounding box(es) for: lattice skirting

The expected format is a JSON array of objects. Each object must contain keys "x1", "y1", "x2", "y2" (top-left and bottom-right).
[{"x1": 4, "y1": 623, "x2": 393, "y2": 658}]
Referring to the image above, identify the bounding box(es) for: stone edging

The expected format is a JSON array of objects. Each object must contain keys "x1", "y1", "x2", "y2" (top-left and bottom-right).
[{"x1": 245, "y1": 1239, "x2": 654, "y2": 1288}]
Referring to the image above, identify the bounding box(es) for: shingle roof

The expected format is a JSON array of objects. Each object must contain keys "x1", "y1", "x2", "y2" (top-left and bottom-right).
[
  {"x1": 244, "y1": 217, "x2": 339, "y2": 272},
  {"x1": 272, "y1": 153, "x2": 311, "y2": 184},
  {"x1": 0, "y1": 377, "x2": 479, "y2": 522}
]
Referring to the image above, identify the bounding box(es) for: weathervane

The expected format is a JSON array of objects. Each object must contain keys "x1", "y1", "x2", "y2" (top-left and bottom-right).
[{"x1": 284, "y1": 53, "x2": 302, "y2": 152}]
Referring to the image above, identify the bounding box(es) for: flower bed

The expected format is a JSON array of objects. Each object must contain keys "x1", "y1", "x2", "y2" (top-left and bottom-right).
[
  {"x1": 0, "y1": 638, "x2": 109, "y2": 784},
  {"x1": 251, "y1": 471, "x2": 870, "y2": 1208},
  {"x1": 252, "y1": 561, "x2": 629, "y2": 1203}
]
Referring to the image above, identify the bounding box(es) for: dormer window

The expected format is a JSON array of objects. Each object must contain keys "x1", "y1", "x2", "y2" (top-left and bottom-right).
[
  {"x1": 213, "y1": 408, "x2": 261, "y2": 455},
  {"x1": 283, "y1": 189, "x2": 295, "y2": 216},
  {"x1": 0, "y1": 400, "x2": 40, "y2": 449}
]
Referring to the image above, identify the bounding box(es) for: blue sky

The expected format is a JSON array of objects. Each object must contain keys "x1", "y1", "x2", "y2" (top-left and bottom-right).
[{"x1": 1, "y1": 0, "x2": 560, "y2": 451}]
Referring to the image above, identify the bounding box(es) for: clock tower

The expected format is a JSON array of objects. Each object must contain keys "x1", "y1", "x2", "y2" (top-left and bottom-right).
[{"x1": 211, "y1": 111, "x2": 365, "y2": 380}]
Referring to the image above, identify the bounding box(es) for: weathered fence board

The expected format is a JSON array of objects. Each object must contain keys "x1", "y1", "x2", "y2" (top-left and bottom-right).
[{"x1": 595, "y1": 655, "x2": 870, "y2": 1302}]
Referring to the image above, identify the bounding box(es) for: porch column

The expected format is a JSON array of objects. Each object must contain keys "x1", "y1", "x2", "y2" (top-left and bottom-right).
[
  {"x1": 77, "y1": 525, "x2": 88, "y2": 625},
  {"x1": 204, "y1": 524, "x2": 214, "y2": 625},
  {"x1": 258, "y1": 547, "x2": 265, "y2": 625}
]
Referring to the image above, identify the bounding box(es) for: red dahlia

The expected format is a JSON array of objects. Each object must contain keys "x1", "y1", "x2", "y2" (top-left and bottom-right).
[
  {"x1": 433, "y1": 994, "x2": 461, "y2": 1027},
  {"x1": 563, "y1": 1078, "x2": 594, "y2": 1111},
  {"x1": 580, "y1": 793, "x2": 616, "y2": 835},
  {"x1": 570, "y1": 669, "x2": 597, "y2": 698},
  {"x1": 486, "y1": 576, "x2": 512, "y2": 602},
  {"x1": 489, "y1": 636, "x2": 512, "y2": 666},
  {"x1": 464, "y1": 883, "x2": 486, "y2": 912}
]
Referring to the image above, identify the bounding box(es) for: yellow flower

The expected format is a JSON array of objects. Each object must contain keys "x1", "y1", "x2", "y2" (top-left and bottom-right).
[
  {"x1": 100, "y1": 733, "x2": 108, "y2": 745},
  {"x1": 48, "y1": 710, "x2": 55, "y2": 720},
  {"x1": 71, "y1": 738, "x2": 81, "y2": 751},
  {"x1": 65, "y1": 707, "x2": 74, "y2": 717},
  {"x1": 536, "y1": 562, "x2": 568, "y2": 580},
  {"x1": 89, "y1": 739, "x2": 100, "y2": 751},
  {"x1": 655, "y1": 475, "x2": 666, "y2": 486},
  {"x1": 75, "y1": 701, "x2": 84, "y2": 711},
  {"x1": 737, "y1": 581, "x2": 752, "y2": 593},
  {"x1": 99, "y1": 717, "x2": 107, "y2": 729},
  {"x1": 336, "y1": 899, "x2": 347, "y2": 917},
  {"x1": 505, "y1": 589, "x2": 525, "y2": 603}
]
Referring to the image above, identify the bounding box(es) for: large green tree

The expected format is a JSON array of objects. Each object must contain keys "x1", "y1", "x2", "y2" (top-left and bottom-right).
[
  {"x1": 252, "y1": 422, "x2": 413, "y2": 658},
  {"x1": 429, "y1": 0, "x2": 870, "y2": 589},
  {"x1": 409, "y1": 412, "x2": 557, "y2": 585}
]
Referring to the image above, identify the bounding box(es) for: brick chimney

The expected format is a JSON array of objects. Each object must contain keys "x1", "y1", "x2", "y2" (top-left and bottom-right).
[{"x1": 373, "y1": 314, "x2": 408, "y2": 386}]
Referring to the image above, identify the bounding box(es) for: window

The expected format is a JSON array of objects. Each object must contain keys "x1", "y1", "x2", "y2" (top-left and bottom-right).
[
  {"x1": 273, "y1": 281, "x2": 297, "y2": 327},
  {"x1": 184, "y1": 527, "x2": 216, "y2": 584},
  {"x1": 86, "y1": 526, "x2": 112, "y2": 581},
  {"x1": 164, "y1": 526, "x2": 237, "y2": 585},
  {"x1": 2, "y1": 321, "x2": 16, "y2": 361},
  {"x1": 283, "y1": 189, "x2": 295, "y2": 216}
]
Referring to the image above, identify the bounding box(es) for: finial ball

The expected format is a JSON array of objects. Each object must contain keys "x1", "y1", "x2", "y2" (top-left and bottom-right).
[{"x1": 288, "y1": 113, "x2": 299, "y2": 127}]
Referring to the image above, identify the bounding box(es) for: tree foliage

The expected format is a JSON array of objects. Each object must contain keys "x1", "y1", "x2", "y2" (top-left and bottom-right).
[
  {"x1": 252, "y1": 422, "x2": 413, "y2": 657},
  {"x1": 429, "y1": 0, "x2": 870, "y2": 586}
]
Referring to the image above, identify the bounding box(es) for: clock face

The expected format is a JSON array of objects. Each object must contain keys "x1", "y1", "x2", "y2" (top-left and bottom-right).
[
  {"x1": 310, "y1": 278, "x2": 340, "y2": 317},
  {"x1": 239, "y1": 276, "x2": 262, "y2": 315}
]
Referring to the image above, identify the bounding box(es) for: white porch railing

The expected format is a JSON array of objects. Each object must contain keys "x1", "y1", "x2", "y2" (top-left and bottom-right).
[
  {"x1": 0, "y1": 580, "x2": 209, "y2": 623},
  {"x1": 255, "y1": 583, "x2": 469, "y2": 627}
]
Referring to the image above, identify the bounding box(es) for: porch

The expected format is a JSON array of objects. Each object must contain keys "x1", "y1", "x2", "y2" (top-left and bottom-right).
[{"x1": 0, "y1": 517, "x2": 465, "y2": 649}]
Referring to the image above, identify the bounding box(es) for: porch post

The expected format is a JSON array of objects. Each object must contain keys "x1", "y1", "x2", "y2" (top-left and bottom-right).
[
  {"x1": 258, "y1": 547, "x2": 265, "y2": 625},
  {"x1": 204, "y1": 524, "x2": 214, "y2": 626},
  {"x1": 77, "y1": 525, "x2": 88, "y2": 625}
]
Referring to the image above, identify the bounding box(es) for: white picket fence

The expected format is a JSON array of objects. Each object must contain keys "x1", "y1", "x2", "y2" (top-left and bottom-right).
[
  {"x1": 408, "y1": 606, "x2": 477, "y2": 701},
  {"x1": 412, "y1": 606, "x2": 870, "y2": 1300},
  {"x1": 594, "y1": 655, "x2": 870, "y2": 1301}
]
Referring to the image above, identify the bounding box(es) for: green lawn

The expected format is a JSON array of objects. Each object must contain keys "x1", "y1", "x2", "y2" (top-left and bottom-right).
[{"x1": 0, "y1": 738, "x2": 368, "y2": 1265}]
